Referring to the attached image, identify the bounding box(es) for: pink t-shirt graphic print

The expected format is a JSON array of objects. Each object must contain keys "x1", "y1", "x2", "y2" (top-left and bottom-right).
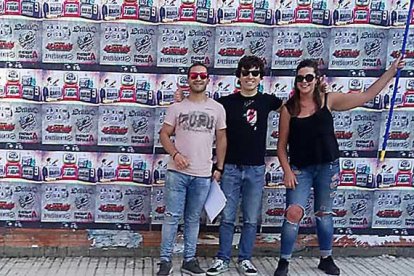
[{"x1": 178, "y1": 111, "x2": 215, "y2": 133}]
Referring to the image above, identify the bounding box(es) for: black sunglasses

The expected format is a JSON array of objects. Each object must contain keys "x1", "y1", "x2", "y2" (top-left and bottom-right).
[
  {"x1": 295, "y1": 74, "x2": 316, "y2": 83},
  {"x1": 241, "y1": 70, "x2": 261, "y2": 77}
]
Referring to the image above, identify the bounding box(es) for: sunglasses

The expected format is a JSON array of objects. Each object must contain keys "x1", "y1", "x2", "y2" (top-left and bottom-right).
[
  {"x1": 295, "y1": 74, "x2": 316, "y2": 83},
  {"x1": 241, "y1": 70, "x2": 261, "y2": 77},
  {"x1": 189, "y1": 72, "x2": 208, "y2": 80}
]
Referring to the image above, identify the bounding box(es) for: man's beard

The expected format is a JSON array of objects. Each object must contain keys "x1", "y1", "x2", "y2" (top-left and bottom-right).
[{"x1": 190, "y1": 83, "x2": 207, "y2": 94}]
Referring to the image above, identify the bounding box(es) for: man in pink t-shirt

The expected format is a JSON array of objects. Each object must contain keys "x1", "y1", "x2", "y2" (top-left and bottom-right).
[{"x1": 157, "y1": 63, "x2": 227, "y2": 276}]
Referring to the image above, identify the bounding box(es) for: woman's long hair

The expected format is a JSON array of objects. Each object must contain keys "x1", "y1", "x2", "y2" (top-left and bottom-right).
[{"x1": 286, "y1": 59, "x2": 322, "y2": 117}]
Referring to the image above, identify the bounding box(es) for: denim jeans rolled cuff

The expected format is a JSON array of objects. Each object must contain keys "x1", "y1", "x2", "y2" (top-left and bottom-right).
[
  {"x1": 280, "y1": 254, "x2": 293, "y2": 261},
  {"x1": 320, "y1": 249, "x2": 333, "y2": 258},
  {"x1": 280, "y1": 159, "x2": 340, "y2": 259},
  {"x1": 160, "y1": 170, "x2": 211, "y2": 262},
  {"x1": 217, "y1": 164, "x2": 265, "y2": 262}
]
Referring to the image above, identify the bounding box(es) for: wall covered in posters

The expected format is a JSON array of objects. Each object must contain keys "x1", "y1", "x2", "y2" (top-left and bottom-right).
[{"x1": 0, "y1": 0, "x2": 413, "y2": 234}]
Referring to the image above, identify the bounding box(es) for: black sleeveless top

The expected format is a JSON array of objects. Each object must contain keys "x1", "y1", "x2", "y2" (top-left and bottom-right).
[{"x1": 288, "y1": 93, "x2": 340, "y2": 168}]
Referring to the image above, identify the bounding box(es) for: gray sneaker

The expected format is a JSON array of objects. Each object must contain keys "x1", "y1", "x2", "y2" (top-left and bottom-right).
[
  {"x1": 157, "y1": 260, "x2": 173, "y2": 276},
  {"x1": 238, "y1": 260, "x2": 258, "y2": 276},
  {"x1": 181, "y1": 258, "x2": 206, "y2": 276},
  {"x1": 206, "y1": 259, "x2": 229, "y2": 275}
]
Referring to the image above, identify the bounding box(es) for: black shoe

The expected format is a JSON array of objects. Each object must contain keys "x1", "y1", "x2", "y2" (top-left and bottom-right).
[
  {"x1": 181, "y1": 258, "x2": 206, "y2": 276},
  {"x1": 157, "y1": 260, "x2": 173, "y2": 276},
  {"x1": 318, "y1": 256, "x2": 340, "y2": 275},
  {"x1": 274, "y1": 258, "x2": 289, "y2": 276}
]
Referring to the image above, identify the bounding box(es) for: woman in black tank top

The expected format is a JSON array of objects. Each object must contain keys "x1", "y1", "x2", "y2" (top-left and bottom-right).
[{"x1": 274, "y1": 57, "x2": 405, "y2": 276}]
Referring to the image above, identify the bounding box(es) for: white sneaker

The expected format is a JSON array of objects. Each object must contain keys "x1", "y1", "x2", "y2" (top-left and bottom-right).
[
  {"x1": 206, "y1": 259, "x2": 229, "y2": 275},
  {"x1": 238, "y1": 260, "x2": 258, "y2": 276}
]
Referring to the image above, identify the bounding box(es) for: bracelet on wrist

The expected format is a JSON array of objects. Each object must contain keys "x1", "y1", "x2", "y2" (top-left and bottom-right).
[
  {"x1": 172, "y1": 151, "x2": 179, "y2": 160},
  {"x1": 215, "y1": 168, "x2": 224, "y2": 174},
  {"x1": 212, "y1": 163, "x2": 224, "y2": 174}
]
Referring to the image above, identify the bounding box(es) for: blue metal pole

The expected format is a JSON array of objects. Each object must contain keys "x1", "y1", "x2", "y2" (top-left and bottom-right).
[{"x1": 379, "y1": 0, "x2": 414, "y2": 161}]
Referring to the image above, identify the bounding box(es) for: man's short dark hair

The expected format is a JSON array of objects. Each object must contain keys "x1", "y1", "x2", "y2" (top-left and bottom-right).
[
  {"x1": 235, "y1": 55, "x2": 265, "y2": 78},
  {"x1": 187, "y1": 62, "x2": 209, "y2": 78}
]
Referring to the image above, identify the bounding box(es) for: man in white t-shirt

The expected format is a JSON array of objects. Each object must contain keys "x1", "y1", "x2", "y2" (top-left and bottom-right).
[{"x1": 157, "y1": 63, "x2": 227, "y2": 276}]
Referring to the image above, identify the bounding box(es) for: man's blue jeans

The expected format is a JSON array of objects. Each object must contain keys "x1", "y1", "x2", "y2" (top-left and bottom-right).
[
  {"x1": 280, "y1": 159, "x2": 340, "y2": 260},
  {"x1": 160, "y1": 170, "x2": 211, "y2": 262},
  {"x1": 216, "y1": 164, "x2": 265, "y2": 262}
]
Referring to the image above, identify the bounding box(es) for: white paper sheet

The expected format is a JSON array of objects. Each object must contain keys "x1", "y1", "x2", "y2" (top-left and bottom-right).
[{"x1": 204, "y1": 180, "x2": 227, "y2": 222}]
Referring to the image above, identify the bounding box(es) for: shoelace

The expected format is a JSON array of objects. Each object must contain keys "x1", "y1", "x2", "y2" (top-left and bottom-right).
[
  {"x1": 241, "y1": 260, "x2": 256, "y2": 270},
  {"x1": 186, "y1": 259, "x2": 200, "y2": 267},
  {"x1": 212, "y1": 260, "x2": 224, "y2": 268}
]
